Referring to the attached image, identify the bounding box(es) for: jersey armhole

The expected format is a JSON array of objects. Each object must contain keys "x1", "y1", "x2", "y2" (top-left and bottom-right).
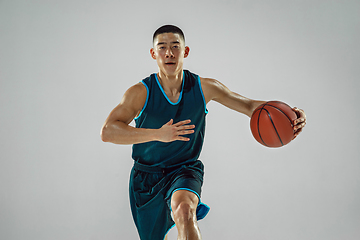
[
  {"x1": 134, "y1": 80, "x2": 149, "y2": 120},
  {"x1": 197, "y1": 76, "x2": 209, "y2": 114}
]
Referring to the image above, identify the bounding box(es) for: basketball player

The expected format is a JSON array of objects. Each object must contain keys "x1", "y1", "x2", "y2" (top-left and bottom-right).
[{"x1": 101, "y1": 25, "x2": 306, "y2": 240}]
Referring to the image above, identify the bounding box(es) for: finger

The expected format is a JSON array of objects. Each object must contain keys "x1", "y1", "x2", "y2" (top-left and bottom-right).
[
  {"x1": 293, "y1": 122, "x2": 306, "y2": 131},
  {"x1": 178, "y1": 130, "x2": 195, "y2": 135},
  {"x1": 293, "y1": 128, "x2": 303, "y2": 139},
  {"x1": 166, "y1": 119, "x2": 174, "y2": 125},
  {"x1": 294, "y1": 118, "x2": 306, "y2": 125},
  {"x1": 292, "y1": 107, "x2": 300, "y2": 118},
  {"x1": 294, "y1": 107, "x2": 306, "y2": 118},
  {"x1": 176, "y1": 136, "x2": 191, "y2": 141},
  {"x1": 179, "y1": 124, "x2": 195, "y2": 130},
  {"x1": 292, "y1": 107, "x2": 306, "y2": 119},
  {"x1": 173, "y1": 119, "x2": 192, "y2": 127}
]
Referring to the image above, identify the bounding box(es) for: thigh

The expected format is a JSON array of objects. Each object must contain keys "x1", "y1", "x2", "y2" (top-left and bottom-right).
[
  {"x1": 165, "y1": 161, "x2": 210, "y2": 221},
  {"x1": 129, "y1": 167, "x2": 174, "y2": 240}
]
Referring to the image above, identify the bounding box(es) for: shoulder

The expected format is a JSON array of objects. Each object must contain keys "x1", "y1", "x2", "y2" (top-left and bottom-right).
[
  {"x1": 124, "y1": 82, "x2": 147, "y2": 99},
  {"x1": 200, "y1": 77, "x2": 222, "y2": 88},
  {"x1": 120, "y1": 81, "x2": 148, "y2": 113},
  {"x1": 102, "y1": 81, "x2": 148, "y2": 125},
  {"x1": 200, "y1": 77, "x2": 229, "y2": 103}
]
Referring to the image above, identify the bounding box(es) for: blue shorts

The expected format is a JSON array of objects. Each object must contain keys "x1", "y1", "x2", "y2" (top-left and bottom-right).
[{"x1": 129, "y1": 160, "x2": 210, "y2": 240}]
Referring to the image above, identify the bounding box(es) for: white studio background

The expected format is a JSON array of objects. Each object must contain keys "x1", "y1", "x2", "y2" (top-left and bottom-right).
[{"x1": 1, "y1": 0, "x2": 359, "y2": 240}]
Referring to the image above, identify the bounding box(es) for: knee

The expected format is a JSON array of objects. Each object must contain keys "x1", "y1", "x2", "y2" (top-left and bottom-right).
[{"x1": 172, "y1": 201, "x2": 197, "y2": 224}]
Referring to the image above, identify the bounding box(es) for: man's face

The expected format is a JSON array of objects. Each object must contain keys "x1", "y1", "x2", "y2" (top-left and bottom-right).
[{"x1": 150, "y1": 32, "x2": 189, "y2": 76}]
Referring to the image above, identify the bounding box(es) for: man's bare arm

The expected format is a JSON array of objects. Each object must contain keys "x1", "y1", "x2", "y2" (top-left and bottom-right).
[
  {"x1": 201, "y1": 77, "x2": 306, "y2": 135},
  {"x1": 100, "y1": 83, "x2": 195, "y2": 145},
  {"x1": 201, "y1": 78, "x2": 266, "y2": 117}
]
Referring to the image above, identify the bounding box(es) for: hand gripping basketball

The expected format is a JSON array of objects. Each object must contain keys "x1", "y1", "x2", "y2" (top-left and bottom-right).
[
  {"x1": 250, "y1": 101, "x2": 299, "y2": 148},
  {"x1": 292, "y1": 107, "x2": 306, "y2": 139}
]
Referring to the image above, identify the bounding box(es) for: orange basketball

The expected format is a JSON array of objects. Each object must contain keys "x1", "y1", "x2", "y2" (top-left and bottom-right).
[{"x1": 250, "y1": 101, "x2": 297, "y2": 148}]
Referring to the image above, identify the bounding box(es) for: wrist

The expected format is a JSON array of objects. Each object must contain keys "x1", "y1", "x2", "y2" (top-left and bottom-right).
[{"x1": 148, "y1": 128, "x2": 161, "y2": 142}]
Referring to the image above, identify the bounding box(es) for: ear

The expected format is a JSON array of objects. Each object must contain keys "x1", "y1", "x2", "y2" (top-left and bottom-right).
[
  {"x1": 150, "y1": 48, "x2": 156, "y2": 60},
  {"x1": 184, "y1": 46, "x2": 190, "y2": 58}
]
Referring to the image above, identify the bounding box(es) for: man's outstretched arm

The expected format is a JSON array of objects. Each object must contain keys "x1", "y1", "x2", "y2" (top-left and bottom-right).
[
  {"x1": 200, "y1": 77, "x2": 306, "y2": 136},
  {"x1": 200, "y1": 77, "x2": 266, "y2": 117},
  {"x1": 100, "y1": 83, "x2": 195, "y2": 145}
]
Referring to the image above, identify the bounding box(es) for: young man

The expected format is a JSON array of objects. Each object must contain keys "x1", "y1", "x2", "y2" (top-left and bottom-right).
[{"x1": 101, "y1": 25, "x2": 306, "y2": 240}]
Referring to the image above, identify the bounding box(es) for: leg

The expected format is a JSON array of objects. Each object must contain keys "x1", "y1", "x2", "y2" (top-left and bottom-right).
[
  {"x1": 130, "y1": 167, "x2": 174, "y2": 240},
  {"x1": 171, "y1": 190, "x2": 201, "y2": 240}
]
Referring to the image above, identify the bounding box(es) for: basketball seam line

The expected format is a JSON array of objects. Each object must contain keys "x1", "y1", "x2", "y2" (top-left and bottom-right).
[
  {"x1": 265, "y1": 103, "x2": 294, "y2": 127},
  {"x1": 257, "y1": 105, "x2": 269, "y2": 147},
  {"x1": 253, "y1": 101, "x2": 293, "y2": 147},
  {"x1": 263, "y1": 108, "x2": 284, "y2": 146}
]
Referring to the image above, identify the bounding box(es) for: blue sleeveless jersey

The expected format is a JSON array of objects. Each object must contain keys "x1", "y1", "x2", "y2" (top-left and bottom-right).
[{"x1": 132, "y1": 70, "x2": 208, "y2": 168}]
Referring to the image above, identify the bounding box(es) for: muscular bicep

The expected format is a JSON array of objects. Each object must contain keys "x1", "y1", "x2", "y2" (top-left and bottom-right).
[
  {"x1": 201, "y1": 77, "x2": 265, "y2": 117},
  {"x1": 104, "y1": 83, "x2": 147, "y2": 125}
]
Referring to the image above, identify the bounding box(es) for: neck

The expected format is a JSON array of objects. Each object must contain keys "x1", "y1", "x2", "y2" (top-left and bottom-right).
[{"x1": 157, "y1": 70, "x2": 183, "y2": 94}]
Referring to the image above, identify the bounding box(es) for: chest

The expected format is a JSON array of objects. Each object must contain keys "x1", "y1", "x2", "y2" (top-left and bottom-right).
[{"x1": 163, "y1": 91, "x2": 181, "y2": 104}]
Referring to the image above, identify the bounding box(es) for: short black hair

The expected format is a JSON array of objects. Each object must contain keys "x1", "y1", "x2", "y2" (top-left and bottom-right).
[{"x1": 153, "y1": 25, "x2": 185, "y2": 44}]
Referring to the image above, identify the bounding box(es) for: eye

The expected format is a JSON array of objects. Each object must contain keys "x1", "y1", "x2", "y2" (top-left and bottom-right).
[{"x1": 172, "y1": 45, "x2": 179, "y2": 49}]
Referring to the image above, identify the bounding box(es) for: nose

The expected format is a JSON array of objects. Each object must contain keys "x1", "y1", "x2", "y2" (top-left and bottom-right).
[{"x1": 165, "y1": 48, "x2": 174, "y2": 58}]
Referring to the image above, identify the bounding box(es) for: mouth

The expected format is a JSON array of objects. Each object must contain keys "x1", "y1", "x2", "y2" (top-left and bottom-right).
[{"x1": 165, "y1": 62, "x2": 176, "y2": 65}]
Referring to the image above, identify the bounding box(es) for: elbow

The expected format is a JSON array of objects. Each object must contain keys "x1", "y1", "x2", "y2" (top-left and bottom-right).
[
  {"x1": 247, "y1": 100, "x2": 266, "y2": 118},
  {"x1": 244, "y1": 102, "x2": 255, "y2": 118},
  {"x1": 100, "y1": 125, "x2": 110, "y2": 142}
]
